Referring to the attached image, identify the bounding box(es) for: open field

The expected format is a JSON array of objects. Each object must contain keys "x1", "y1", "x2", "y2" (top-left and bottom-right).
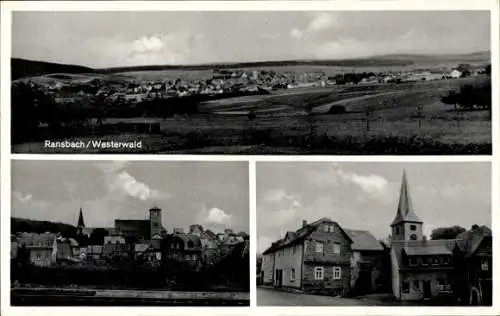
[{"x1": 12, "y1": 75, "x2": 491, "y2": 155}]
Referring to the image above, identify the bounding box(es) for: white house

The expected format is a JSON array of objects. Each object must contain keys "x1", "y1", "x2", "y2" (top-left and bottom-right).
[{"x1": 450, "y1": 69, "x2": 462, "y2": 79}]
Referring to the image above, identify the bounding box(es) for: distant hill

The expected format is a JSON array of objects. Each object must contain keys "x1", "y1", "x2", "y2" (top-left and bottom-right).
[
  {"x1": 370, "y1": 51, "x2": 490, "y2": 63},
  {"x1": 12, "y1": 51, "x2": 491, "y2": 79},
  {"x1": 11, "y1": 217, "x2": 77, "y2": 237},
  {"x1": 12, "y1": 58, "x2": 95, "y2": 80}
]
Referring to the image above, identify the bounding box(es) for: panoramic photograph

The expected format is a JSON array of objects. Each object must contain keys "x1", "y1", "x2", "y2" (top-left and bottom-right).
[
  {"x1": 256, "y1": 162, "x2": 492, "y2": 306},
  {"x1": 10, "y1": 160, "x2": 250, "y2": 306},
  {"x1": 10, "y1": 11, "x2": 492, "y2": 155}
]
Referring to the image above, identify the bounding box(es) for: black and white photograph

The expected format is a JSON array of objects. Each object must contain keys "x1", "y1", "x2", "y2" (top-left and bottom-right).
[
  {"x1": 11, "y1": 10, "x2": 491, "y2": 155},
  {"x1": 256, "y1": 162, "x2": 492, "y2": 306},
  {"x1": 10, "y1": 160, "x2": 250, "y2": 306}
]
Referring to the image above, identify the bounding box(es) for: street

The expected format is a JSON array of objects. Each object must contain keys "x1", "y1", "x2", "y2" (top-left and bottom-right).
[{"x1": 257, "y1": 288, "x2": 389, "y2": 306}]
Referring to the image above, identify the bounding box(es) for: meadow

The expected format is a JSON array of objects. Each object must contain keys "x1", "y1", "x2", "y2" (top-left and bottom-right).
[{"x1": 13, "y1": 75, "x2": 491, "y2": 155}]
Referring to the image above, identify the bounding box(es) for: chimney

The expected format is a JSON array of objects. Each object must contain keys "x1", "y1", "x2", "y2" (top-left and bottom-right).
[{"x1": 302, "y1": 220, "x2": 307, "y2": 228}]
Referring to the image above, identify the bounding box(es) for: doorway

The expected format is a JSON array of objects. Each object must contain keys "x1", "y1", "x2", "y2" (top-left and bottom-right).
[
  {"x1": 423, "y1": 281, "x2": 432, "y2": 298},
  {"x1": 275, "y1": 269, "x2": 283, "y2": 287}
]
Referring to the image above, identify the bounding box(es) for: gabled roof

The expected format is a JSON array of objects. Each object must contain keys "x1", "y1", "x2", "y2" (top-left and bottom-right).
[
  {"x1": 404, "y1": 245, "x2": 452, "y2": 256},
  {"x1": 344, "y1": 229, "x2": 384, "y2": 251},
  {"x1": 391, "y1": 171, "x2": 422, "y2": 226},
  {"x1": 455, "y1": 225, "x2": 492, "y2": 257},
  {"x1": 262, "y1": 217, "x2": 353, "y2": 255},
  {"x1": 16, "y1": 232, "x2": 56, "y2": 248},
  {"x1": 134, "y1": 243, "x2": 151, "y2": 253}
]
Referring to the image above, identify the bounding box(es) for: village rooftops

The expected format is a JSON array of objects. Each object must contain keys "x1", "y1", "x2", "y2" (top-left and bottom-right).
[{"x1": 15, "y1": 232, "x2": 56, "y2": 248}]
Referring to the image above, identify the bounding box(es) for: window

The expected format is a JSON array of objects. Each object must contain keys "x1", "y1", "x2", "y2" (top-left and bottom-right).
[
  {"x1": 413, "y1": 280, "x2": 420, "y2": 290},
  {"x1": 402, "y1": 281, "x2": 410, "y2": 293},
  {"x1": 315, "y1": 242, "x2": 324, "y2": 253},
  {"x1": 192, "y1": 254, "x2": 198, "y2": 261},
  {"x1": 187, "y1": 241, "x2": 194, "y2": 248},
  {"x1": 333, "y1": 267, "x2": 341, "y2": 280},
  {"x1": 395, "y1": 227, "x2": 400, "y2": 235},
  {"x1": 410, "y1": 225, "x2": 417, "y2": 231},
  {"x1": 432, "y1": 256, "x2": 440, "y2": 265},
  {"x1": 481, "y1": 259, "x2": 489, "y2": 271},
  {"x1": 293, "y1": 245, "x2": 296, "y2": 255},
  {"x1": 314, "y1": 267, "x2": 324, "y2": 280},
  {"x1": 410, "y1": 234, "x2": 417, "y2": 240},
  {"x1": 443, "y1": 256, "x2": 451, "y2": 265},
  {"x1": 333, "y1": 243, "x2": 341, "y2": 254},
  {"x1": 324, "y1": 224, "x2": 335, "y2": 232},
  {"x1": 409, "y1": 257, "x2": 418, "y2": 266},
  {"x1": 290, "y1": 268, "x2": 296, "y2": 281}
]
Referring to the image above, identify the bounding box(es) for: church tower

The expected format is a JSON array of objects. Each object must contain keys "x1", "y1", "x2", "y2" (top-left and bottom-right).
[
  {"x1": 77, "y1": 207, "x2": 85, "y2": 235},
  {"x1": 149, "y1": 206, "x2": 162, "y2": 240},
  {"x1": 390, "y1": 171, "x2": 423, "y2": 241}
]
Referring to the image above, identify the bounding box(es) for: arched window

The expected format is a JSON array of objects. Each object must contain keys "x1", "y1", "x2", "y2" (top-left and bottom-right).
[
  {"x1": 410, "y1": 234, "x2": 417, "y2": 240},
  {"x1": 187, "y1": 241, "x2": 194, "y2": 248}
]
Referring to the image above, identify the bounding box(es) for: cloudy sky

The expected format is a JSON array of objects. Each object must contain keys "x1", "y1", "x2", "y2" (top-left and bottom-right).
[
  {"x1": 257, "y1": 162, "x2": 491, "y2": 253},
  {"x1": 12, "y1": 11, "x2": 490, "y2": 68},
  {"x1": 12, "y1": 160, "x2": 249, "y2": 234}
]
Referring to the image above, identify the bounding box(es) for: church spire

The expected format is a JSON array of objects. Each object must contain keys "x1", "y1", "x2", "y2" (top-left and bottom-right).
[
  {"x1": 77, "y1": 207, "x2": 85, "y2": 227},
  {"x1": 391, "y1": 170, "x2": 422, "y2": 226}
]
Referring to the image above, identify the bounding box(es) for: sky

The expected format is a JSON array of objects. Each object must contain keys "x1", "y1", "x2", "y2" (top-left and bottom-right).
[
  {"x1": 256, "y1": 162, "x2": 491, "y2": 253},
  {"x1": 12, "y1": 11, "x2": 491, "y2": 68},
  {"x1": 11, "y1": 160, "x2": 249, "y2": 234}
]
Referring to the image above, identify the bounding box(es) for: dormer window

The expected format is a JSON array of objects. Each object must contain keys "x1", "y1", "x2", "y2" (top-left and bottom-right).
[
  {"x1": 324, "y1": 224, "x2": 335, "y2": 232},
  {"x1": 409, "y1": 257, "x2": 418, "y2": 266}
]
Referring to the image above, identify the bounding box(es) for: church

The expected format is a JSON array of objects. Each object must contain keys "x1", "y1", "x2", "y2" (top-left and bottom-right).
[
  {"x1": 389, "y1": 171, "x2": 492, "y2": 304},
  {"x1": 76, "y1": 206, "x2": 167, "y2": 243}
]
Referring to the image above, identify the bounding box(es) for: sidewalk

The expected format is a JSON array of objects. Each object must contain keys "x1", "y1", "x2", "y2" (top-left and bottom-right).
[{"x1": 12, "y1": 287, "x2": 249, "y2": 300}]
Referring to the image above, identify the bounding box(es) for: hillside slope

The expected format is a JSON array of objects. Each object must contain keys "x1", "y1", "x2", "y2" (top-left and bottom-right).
[{"x1": 12, "y1": 58, "x2": 95, "y2": 80}]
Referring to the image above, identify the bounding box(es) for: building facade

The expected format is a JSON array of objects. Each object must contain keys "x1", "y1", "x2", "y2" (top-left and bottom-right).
[{"x1": 262, "y1": 218, "x2": 356, "y2": 296}]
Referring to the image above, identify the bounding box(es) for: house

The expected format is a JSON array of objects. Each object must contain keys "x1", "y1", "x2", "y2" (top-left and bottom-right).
[
  {"x1": 453, "y1": 226, "x2": 492, "y2": 305},
  {"x1": 344, "y1": 229, "x2": 387, "y2": 294},
  {"x1": 16, "y1": 232, "x2": 58, "y2": 267},
  {"x1": 56, "y1": 237, "x2": 74, "y2": 261},
  {"x1": 102, "y1": 243, "x2": 131, "y2": 259},
  {"x1": 390, "y1": 171, "x2": 457, "y2": 301},
  {"x1": 450, "y1": 69, "x2": 462, "y2": 78},
  {"x1": 163, "y1": 233, "x2": 202, "y2": 270},
  {"x1": 261, "y1": 218, "x2": 354, "y2": 296},
  {"x1": 104, "y1": 235, "x2": 126, "y2": 244}
]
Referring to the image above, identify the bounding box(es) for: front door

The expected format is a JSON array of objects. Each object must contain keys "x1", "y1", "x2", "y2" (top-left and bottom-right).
[
  {"x1": 275, "y1": 269, "x2": 283, "y2": 287},
  {"x1": 423, "y1": 281, "x2": 432, "y2": 298}
]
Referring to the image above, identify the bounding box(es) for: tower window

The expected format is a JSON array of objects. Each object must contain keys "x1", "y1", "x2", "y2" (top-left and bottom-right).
[
  {"x1": 410, "y1": 234, "x2": 417, "y2": 240},
  {"x1": 410, "y1": 225, "x2": 417, "y2": 231},
  {"x1": 395, "y1": 227, "x2": 400, "y2": 235}
]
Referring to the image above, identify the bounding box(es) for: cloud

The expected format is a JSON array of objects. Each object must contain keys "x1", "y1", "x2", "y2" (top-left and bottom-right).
[
  {"x1": 290, "y1": 28, "x2": 304, "y2": 40},
  {"x1": 290, "y1": 12, "x2": 339, "y2": 40},
  {"x1": 109, "y1": 171, "x2": 163, "y2": 201},
  {"x1": 13, "y1": 191, "x2": 32, "y2": 203},
  {"x1": 262, "y1": 189, "x2": 299, "y2": 206},
  {"x1": 308, "y1": 12, "x2": 339, "y2": 32},
  {"x1": 96, "y1": 161, "x2": 168, "y2": 201},
  {"x1": 196, "y1": 205, "x2": 233, "y2": 228}
]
